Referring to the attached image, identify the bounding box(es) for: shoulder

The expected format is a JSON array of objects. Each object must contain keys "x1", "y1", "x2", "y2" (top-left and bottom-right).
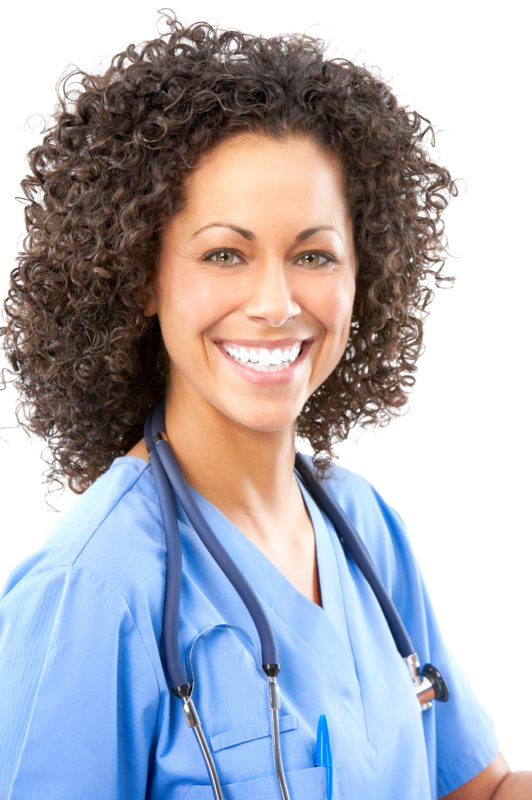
[
  {"x1": 318, "y1": 459, "x2": 401, "y2": 525},
  {"x1": 1, "y1": 457, "x2": 164, "y2": 623},
  {"x1": 300, "y1": 454, "x2": 417, "y2": 593}
]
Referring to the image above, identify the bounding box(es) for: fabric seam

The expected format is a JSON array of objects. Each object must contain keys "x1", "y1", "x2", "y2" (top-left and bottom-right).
[
  {"x1": 6, "y1": 560, "x2": 162, "y2": 798},
  {"x1": 72, "y1": 461, "x2": 150, "y2": 565}
]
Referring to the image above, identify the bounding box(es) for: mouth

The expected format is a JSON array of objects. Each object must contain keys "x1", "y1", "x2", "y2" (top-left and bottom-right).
[
  {"x1": 220, "y1": 340, "x2": 304, "y2": 372},
  {"x1": 214, "y1": 338, "x2": 313, "y2": 383}
]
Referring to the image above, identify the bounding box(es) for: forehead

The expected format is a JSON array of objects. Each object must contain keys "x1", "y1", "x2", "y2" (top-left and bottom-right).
[{"x1": 181, "y1": 132, "x2": 349, "y2": 219}]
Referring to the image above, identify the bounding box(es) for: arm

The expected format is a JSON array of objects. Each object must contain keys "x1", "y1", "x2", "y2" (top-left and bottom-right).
[
  {"x1": 441, "y1": 753, "x2": 532, "y2": 799},
  {"x1": 0, "y1": 565, "x2": 159, "y2": 799}
]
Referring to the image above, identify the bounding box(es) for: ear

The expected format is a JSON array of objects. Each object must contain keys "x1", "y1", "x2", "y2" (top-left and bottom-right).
[
  {"x1": 139, "y1": 281, "x2": 158, "y2": 318},
  {"x1": 143, "y1": 295, "x2": 158, "y2": 317}
]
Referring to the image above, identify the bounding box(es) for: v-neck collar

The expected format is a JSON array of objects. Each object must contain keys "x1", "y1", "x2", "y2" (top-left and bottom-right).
[
  {"x1": 185, "y1": 475, "x2": 360, "y2": 686},
  {"x1": 172, "y1": 466, "x2": 374, "y2": 743},
  {"x1": 187, "y1": 475, "x2": 337, "y2": 622}
]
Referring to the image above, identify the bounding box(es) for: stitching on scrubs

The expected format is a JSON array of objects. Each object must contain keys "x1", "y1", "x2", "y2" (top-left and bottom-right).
[
  {"x1": 184, "y1": 479, "x2": 369, "y2": 733},
  {"x1": 436, "y1": 737, "x2": 500, "y2": 797},
  {"x1": 6, "y1": 464, "x2": 163, "y2": 698},
  {"x1": 116, "y1": 455, "x2": 151, "y2": 468},
  {"x1": 8, "y1": 572, "x2": 69, "y2": 789},
  {"x1": 261, "y1": 595, "x2": 365, "y2": 732},
  {"x1": 295, "y1": 476, "x2": 373, "y2": 741},
  {"x1": 319, "y1": 511, "x2": 372, "y2": 742},
  {"x1": 72, "y1": 564, "x2": 165, "y2": 696},
  {"x1": 71, "y1": 461, "x2": 150, "y2": 565},
  {"x1": 6, "y1": 564, "x2": 162, "y2": 796}
]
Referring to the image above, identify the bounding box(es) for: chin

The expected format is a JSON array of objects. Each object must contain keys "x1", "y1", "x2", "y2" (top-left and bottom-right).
[{"x1": 230, "y1": 412, "x2": 297, "y2": 436}]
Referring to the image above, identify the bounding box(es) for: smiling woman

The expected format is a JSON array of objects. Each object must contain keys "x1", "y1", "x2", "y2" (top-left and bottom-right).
[
  {"x1": 140, "y1": 133, "x2": 356, "y2": 454},
  {"x1": 0, "y1": 9, "x2": 529, "y2": 800}
]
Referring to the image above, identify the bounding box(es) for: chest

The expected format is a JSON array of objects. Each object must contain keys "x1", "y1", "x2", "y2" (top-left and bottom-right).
[
  {"x1": 247, "y1": 514, "x2": 323, "y2": 607},
  {"x1": 150, "y1": 490, "x2": 432, "y2": 798},
  {"x1": 148, "y1": 529, "x2": 431, "y2": 800}
]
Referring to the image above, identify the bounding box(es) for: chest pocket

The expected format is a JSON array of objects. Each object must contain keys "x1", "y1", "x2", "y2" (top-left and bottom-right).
[
  {"x1": 209, "y1": 713, "x2": 297, "y2": 752},
  {"x1": 176, "y1": 698, "x2": 334, "y2": 800},
  {"x1": 178, "y1": 764, "x2": 334, "y2": 799},
  {"x1": 174, "y1": 625, "x2": 338, "y2": 798}
]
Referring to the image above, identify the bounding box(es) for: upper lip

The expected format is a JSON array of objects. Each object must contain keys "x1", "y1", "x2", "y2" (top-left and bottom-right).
[{"x1": 215, "y1": 338, "x2": 310, "y2": 350}]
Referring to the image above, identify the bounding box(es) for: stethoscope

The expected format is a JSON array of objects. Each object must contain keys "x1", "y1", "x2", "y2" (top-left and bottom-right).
[{"x1": 144, "y1": 399, "x2": 449, "y2": 800}]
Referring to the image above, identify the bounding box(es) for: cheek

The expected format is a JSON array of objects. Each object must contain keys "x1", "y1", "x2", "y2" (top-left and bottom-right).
[
  {"x1": 320, "y1": 279, "x2": 355, "y2": 342},
  {"x1": 158, "y1": 269, "x2": 233, "y2": 339}
]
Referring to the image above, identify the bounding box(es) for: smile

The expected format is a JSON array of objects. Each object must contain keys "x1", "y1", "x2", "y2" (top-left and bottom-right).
[
  {"x1": 215, "y1": 339, "x2": 312, "y2": 385},
  {"x1": 221, "y1": 342, "x2": 302, "y2": 372}
]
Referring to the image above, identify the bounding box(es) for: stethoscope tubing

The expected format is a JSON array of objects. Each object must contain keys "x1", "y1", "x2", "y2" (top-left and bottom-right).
[
  {"x1": 145, "y1": 402, "x2": 280, "y2": 679},
  {"x1": 143, "y1": 411, "x2": 189, "y2": 692},
  {"x1": 293, "y1": 454, "x2": 415, "y2": 659}
]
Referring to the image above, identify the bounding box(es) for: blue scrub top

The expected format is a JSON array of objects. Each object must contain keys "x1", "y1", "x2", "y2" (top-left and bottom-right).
[{"x1": 0, "y1": 456, "x2": 498, "y2": 799}]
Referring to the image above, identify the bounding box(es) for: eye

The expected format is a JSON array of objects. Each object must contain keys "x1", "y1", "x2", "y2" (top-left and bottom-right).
[
  {"x1": 202, "y1": 248, "x2": 242, "y2": 266},
  {"x1": 297, "y1": 251, "x2": 336, "y2": 268},
  {"x1": 202, "y1": 248, "x2": 337, "y2": 268}
]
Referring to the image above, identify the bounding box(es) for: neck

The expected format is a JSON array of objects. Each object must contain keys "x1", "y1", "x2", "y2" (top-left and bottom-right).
[{"x1": 163, "y1": 386, "x2": 304, "y2": 549}]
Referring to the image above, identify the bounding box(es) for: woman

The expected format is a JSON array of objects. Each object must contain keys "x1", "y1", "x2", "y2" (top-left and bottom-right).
[{"x1": 0, "y1": 11, "x2": 529, "y2": 799}]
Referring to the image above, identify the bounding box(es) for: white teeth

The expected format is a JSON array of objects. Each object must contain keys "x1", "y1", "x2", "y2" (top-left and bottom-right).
[
  {"x1": 289, "y1": 343, "x2": 300, "y2": 361},
  {"x1": 222, "y1": 342, "x2": 303, "y2": 370},
  {"x1": 270, "y1": 348, "x2": 283, "y2": 365}
]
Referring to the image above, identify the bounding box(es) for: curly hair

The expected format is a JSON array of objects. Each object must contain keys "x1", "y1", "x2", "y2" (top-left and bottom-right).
[{"x1": 1, "y1": 10, "x2": 457, "y2": 495}]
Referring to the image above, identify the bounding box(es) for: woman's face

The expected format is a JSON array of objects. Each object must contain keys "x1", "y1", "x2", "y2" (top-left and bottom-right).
[{"x1": 146, "y1": 132, "x2": 357, "y2": 436}]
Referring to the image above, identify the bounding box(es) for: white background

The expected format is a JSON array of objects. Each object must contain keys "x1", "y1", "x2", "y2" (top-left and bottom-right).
[{"x1": 1, "y1": 0, "x2": 530, "y2": 774}]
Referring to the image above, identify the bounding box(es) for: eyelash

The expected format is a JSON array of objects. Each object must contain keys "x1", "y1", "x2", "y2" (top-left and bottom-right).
[{"x1": 201, "y1": 248, "x2": 337, "y2": 269}]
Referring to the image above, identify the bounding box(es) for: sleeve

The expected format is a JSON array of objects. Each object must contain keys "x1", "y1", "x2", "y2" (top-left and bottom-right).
[
  {"x1": 367, "y1": 485, "x2": 500, "y2": 798},
  {"x1": 0, "y1": 565, "x2": 161, "y2": 800}
]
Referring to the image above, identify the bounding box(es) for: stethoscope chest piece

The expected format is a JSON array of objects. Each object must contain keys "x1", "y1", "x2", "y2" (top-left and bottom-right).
[{"x1": 405, "y1": 654, "x2": 449, "y2": 710}]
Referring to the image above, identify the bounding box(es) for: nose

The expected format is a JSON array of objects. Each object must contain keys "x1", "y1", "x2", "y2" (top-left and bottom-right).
[{"x1": 243, "y1": 261, "x2": 301, "y2": 327}]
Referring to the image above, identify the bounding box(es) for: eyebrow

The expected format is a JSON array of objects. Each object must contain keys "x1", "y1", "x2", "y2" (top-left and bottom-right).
[{"x1": 191, "y1": 223, "x2": 341, "y2": 242}]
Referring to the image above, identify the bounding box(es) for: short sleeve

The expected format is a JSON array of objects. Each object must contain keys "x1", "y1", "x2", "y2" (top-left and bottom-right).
[
  {"x1": 0, "y1": 565, "x2": 161, "y2": 800},
  {"x1": 368, "y1": 485, "x2": 500, "y2": 797}
]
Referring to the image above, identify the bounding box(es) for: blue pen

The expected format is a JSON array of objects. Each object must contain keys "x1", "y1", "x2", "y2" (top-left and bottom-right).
[{"x1": 315, "y1": 713, "x2": 333, "y2": 799}]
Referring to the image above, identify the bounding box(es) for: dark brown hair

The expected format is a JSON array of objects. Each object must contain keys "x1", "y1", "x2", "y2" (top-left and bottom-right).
[{"x1": 1, "y1": 11, "x2": 457, "y2": 495}]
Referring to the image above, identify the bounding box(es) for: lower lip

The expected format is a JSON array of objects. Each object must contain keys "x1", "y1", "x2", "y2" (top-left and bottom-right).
[{"x1": 215, "y1": 342, "x2": 312, "y2": 386}]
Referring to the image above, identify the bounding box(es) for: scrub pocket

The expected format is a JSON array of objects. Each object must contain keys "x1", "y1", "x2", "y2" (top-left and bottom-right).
[
  {"x1": 177, "y1": 712, "x2": 338, "y2": 799},
  {"x1": 209, "y1": 713, "x2": 298, "y2": 752},
  {"x1": 178, "y1": 763, "x2": 336, "y2": 799}
]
